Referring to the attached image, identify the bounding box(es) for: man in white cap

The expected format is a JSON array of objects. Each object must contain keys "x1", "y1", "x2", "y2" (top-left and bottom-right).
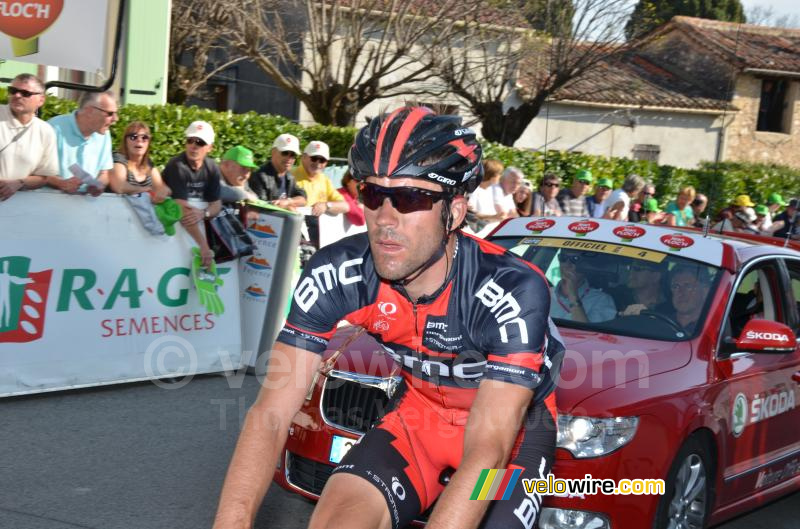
[
  {"x1": 293, "y1": 140, "x2": 349, "y2": 248},
  {"x1": 161, "y1": 120, "x2": 222, "y2": 266},
  {"x1": 249, "y1": 133, "x2": 307, "y2": 209}
]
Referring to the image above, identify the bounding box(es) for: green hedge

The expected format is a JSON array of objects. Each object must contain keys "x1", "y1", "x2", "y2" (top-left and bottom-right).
[{"x1": 2, "y1": 87, "x2": 797, "y2": 209}]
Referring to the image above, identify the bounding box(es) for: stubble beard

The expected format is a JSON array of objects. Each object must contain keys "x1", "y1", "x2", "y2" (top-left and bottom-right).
[{"x1": 368, "y1": 225, "x2": 446, "y2": 282}]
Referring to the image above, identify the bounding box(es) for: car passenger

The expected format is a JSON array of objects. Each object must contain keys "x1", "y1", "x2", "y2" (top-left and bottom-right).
[
  {"x1": 668, "y1": 265, "x2": 711, "y2": 334},
  {"x1": 551, "y1": 250, "x2": 616, "y2": 323},
  {"x1": 618, "y1": 260, "x2": 671, "y2": 316}
]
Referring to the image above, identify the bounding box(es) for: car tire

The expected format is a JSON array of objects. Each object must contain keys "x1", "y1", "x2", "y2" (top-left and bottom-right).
[{"x1": 653, "y1": 435, "x2": 713, "y2": 529}]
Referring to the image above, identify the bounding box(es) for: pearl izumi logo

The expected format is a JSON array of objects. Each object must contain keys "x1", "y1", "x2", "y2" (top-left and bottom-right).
[{"x1": 0, "y1": 257, "x2": 53, "y2": 343}]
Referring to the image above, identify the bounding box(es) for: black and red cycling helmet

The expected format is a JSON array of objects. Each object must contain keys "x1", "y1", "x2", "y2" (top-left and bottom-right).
[{"x1": 349, "y1": 106, "x2": 483, "y2": 194}]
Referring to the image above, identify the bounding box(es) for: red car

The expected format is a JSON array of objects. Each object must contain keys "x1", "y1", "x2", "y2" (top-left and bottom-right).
[{"x1": 274, "y1": 217, "x2": 800, "y2": 529}]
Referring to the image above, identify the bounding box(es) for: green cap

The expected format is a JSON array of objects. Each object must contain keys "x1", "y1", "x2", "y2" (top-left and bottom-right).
[
  {"x1": 575, "y1": 168, "x2": 593, "y2": 183},
  {"x1": 755, "y1": 204, "x2": 769, "y2": 216},
  {"x1": 153, "y1": 198, "x2": 183, "y2": 236},
  {"x1": 767, "y1": 192, "x2": 787, "y2": 206},
  {"x1": 643, "y1": 198, "x2": 661, "y2": 213},
  {"x1": 596, "y1": 177, "x2": 613, "y2": 188},
  {"x1": 222, "y1": 145, "x2": 259, "y2": 169}
]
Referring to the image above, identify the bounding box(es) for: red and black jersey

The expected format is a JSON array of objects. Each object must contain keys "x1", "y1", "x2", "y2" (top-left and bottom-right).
[{"x1": 277, "y1": 231, "x2": 564, "y2": 411}]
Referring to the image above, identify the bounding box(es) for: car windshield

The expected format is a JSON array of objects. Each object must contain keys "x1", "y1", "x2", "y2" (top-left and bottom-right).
[{"x1": 491, "y1": 235, "x2": 722, "y2": 341}]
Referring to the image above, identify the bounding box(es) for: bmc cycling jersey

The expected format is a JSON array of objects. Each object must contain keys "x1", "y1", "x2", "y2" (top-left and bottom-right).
[
  {"x1": 276, "y1": 230, "x2": 565, "y2": 528},
  {"x1": 278, "y1": 230, "x2": 565, "y2": 410}
]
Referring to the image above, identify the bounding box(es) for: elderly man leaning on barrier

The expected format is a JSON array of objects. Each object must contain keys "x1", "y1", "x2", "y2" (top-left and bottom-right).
[
  {"x1": 47, "y1": 90, "x2": 118, "y2": 197},
  {"x1": 161, "y1": 121, "x2": 222, "y2": 267},
  {"x1": 249, "y1": 133, "x2": 307, "y2": 209},
  {"x1": 219, "y1": 145, "x2": 258, "y2": 203},
  {"x1": 293, "y1": 140, "x2": 349, "y2": 248},
  {"x1": 0, "y1": 74, "x2": 59, "y2": 201}
]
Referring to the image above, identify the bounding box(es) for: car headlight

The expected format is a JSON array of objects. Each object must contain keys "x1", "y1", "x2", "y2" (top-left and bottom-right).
[{"x1": 557, "y1": 415, "x2": 638, "y2": 458}]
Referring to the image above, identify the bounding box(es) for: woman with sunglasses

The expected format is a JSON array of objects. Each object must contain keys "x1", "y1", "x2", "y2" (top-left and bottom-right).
[
  {"x1": 110, "y1": 121, "x2": 170, "y2": 202},
  {"x1": 215, "y1": 107, "x2": 565, "y2": 529}
]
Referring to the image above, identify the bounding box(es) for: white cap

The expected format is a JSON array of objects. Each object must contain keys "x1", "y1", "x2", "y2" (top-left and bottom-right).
[
  {"x1": 272, "y1": 133, "x2": 300, "y2": 154},
  {"x1": 304, "y1": 140, "x2": 330, "y2": 160},
  {"x1": 184, "y1": 121, "x2": 215, "y2": 145}
]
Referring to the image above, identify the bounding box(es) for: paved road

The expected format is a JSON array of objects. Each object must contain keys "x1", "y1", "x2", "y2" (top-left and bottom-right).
[{"x1": 0, "y1": 374, "x2": 796, "y2": 529}]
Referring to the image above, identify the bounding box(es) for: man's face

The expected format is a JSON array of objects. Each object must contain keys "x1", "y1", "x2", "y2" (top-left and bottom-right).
[
  {"x1": 595, "y1": 185, "x2": 611, "y2": 201},
  {"x1": 8, "y1": 79, "x2": 45, "y2": 118},
  {"x1": 184, "y1": 136, "x2": 212, "y2": 165},
  {"x1": 572, "y1": 179, "x2": 591, "y2": 197},
  {"x1": 540, "y1": 179, "x2": 560, "y2": 200},
  {"x1": 693, "y1": 200, "x2": 707, "y2": 214},
  {"x1": 87, "y1": 94, "x2": 118, "y2": 134},
  {"x1": 271, "y1": 148, "x2": 296, "y2": 174},
  {"x1": 301, "y1": 153, "x2": 328, "y2": 176},
  {"x1": 627, "y1": 262, "x2": 660, "y2": 289},
  {"x1": 502, "y1": 174, "x2": 522, "y2": 195},
  {"x1": 221, "y1": 160, "x2": 250, "y2": 187},
  {"x1": 363, "y1": 176, "x2": 448, "y2": 281},
  {"x1": 670, "y1": 272, "x2": 707, "y2": 317}
]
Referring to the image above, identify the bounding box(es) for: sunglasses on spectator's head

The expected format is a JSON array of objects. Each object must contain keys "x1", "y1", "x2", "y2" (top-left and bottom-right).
[
  {"x1": 186, "y1": 137, "x2": 207, "y2": 147},
  {"x1": 309, "y1": 156, "x2": 327, "y2": 164},
  {"x1": 281, "y1": 150, "x2": 297, "y2": 158},
  {"x1": 8, "y1": 86, "x2": 42, "y2": 98},
  {"x1": 543, "y1": 182, "x2": 560, "y2": 188},
  {"x1": 127, "y1": 133, "x2": 151, "y2": 142},
  {"x1": 360, "y1": 183, "x2": 446, "y2": 214}
]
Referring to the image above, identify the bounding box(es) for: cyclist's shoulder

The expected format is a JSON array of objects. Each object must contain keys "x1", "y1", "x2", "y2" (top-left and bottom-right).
[{"x1": 458, "y1": 231, "x2": 548, "y2": 286}]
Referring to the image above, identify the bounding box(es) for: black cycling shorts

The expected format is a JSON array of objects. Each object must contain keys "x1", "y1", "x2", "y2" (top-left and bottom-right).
[{"x1": 331, "y1": 381, "x2": 557, "y2": 529}]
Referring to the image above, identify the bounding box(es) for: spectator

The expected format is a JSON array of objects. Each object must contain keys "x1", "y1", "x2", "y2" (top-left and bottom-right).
[
  {"x1": 664, "y1": 186, "x2": 696, "y2": 227},
  {"x1": 110, "y1": 121, "x2": 170, "y2": 202},
  {"x1": 642, "y1": 198, "x2": 673, "y2": 225},
  {"x1": 47, "y1": 89, "x2": 118, "y2": 196},
  {"x1": 293, "y1": 140, "x2": 349, "y2": 248},
  {"x1": 466, "y1": 159, "x2": 504, "y2": 231},
  {"x1": 531, "y1": 172, "x2": 563, "y2": 217},
  {"x1": 219, "y1": 145, "x2": 258, "y2": 203},
  {"x1": 550, "y1": 250, "x2": 616, "y2": 322},
  {"x1": 691, "y1": 194, "x2": 708, "y2": 228},
  {"x1": 712, "y1": 207, "x2": 758, "y2": 234},
  {"x1": 604, "y1": 174, "x2": 645, "y2": 221},
  {"x1": 0, "y1": 73, "x2": 58, "y2": 201},
  {"x1": 715, "y1": 194, "x2": 754, "y2": 225},
  {"x1": 493, "y1": 166, "x2": 523, "y2": 219},
  {"x1": 586, "y1": 177, "x2": 612, "y2": 218},
  {"x1": 618, "y1": 260, "x2": 671, "y2": 316},
  {"x1": 337, "y1": 171, "x2": 365, "y2": 227},
  {"x1": 161, "y1": 121, "x2": 221, "y2": 267},
  {"x1": 770, "y1": 198, "x2": 799, "y2": 240},
  {"x1": 754, "y1": 204, "x2": 770, "y2": 232},
  {"x1": 629, "y1": 182, "x2": 655, "y2": 223},
  {"x1": 668, "y1": 265, "x2": 711, "y2": 333},
  {"x1": 762, "y1": 192, "x2": 787, "y2": 232},
  {"x1": 514, "y1": 179, "x2": 533, "y2": 216},
  {"x1": 249, "y1": 133, "x2": 306, "y2": 209},
  {"x1": 557, "y1": 168, "x2": 591, "y2": 216}
]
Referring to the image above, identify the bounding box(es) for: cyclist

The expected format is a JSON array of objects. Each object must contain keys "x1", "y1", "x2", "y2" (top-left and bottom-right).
[{"x1": 213, "y1": 107, "x2": 565, "y2": 529}]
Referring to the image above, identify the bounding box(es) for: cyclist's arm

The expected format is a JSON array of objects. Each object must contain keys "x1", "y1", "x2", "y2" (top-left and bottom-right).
[
  {"x1": 425, "y1": 378, "x2": 533, "y2": 529},
  {"x1": 213, "y1": 342, "x2": 321, "y2": 529}
]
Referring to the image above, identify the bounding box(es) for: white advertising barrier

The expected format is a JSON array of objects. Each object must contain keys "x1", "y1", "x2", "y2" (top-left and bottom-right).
[
  {"x1": 313, "y1": 209, "x2": 367, "y2": 248},
  {"x1": 0, "y1": 190, "x2": 242, "y2": 396},
  {"x1": 238, "y1": 203, "x2": 303, "y2": 373},
  {"x1": 0, "y1": 0, "x2": 111, "y2": 72}
]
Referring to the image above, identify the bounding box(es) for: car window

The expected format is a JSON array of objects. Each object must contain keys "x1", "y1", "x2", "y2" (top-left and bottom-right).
[
  {"x1": 493, "y1": 236, "x2": 721, "y2": 341},
  {"x1": 722, "y1": 262, "x2": 784, "y2": 341},
  {"x1": 784, "y1": 259, "x2": 800, "y2": 333}
]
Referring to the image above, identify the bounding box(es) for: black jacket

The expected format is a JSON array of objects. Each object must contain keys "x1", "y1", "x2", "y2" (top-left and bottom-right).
[{"x1": 249, "y1": 161, "x2": 306, "y2": 202}]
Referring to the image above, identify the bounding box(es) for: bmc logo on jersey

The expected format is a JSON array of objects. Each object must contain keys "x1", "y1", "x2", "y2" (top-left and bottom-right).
[
  {"x1": 294, "y1": 259, "x2": 364, "y2": 312},
  {"x1": 475, "y1": 279, "x2": 528, "y2": 344}
]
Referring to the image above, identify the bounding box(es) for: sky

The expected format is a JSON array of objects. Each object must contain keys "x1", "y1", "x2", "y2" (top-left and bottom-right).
[{"x1": 740, "y1": 0, "x2": 800, "y2": 25}]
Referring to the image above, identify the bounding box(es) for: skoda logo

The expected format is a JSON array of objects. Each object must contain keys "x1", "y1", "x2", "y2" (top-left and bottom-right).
[{"x1": 732, "y1": 393, "x2": 747, "y2": 437}]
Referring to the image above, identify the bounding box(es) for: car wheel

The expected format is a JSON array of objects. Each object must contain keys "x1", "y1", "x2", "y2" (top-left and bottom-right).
[{"x1": 654, "y1": 436, "x2": 713, "y2": 529}]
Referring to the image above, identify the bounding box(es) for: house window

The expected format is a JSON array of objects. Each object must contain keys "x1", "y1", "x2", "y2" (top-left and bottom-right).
[
  {"x1": 757, "y1": 78, "x2": 790, "y2": 133},
  {"x1": 632, "y1": 144, "x2": 660, "y2": 163}
]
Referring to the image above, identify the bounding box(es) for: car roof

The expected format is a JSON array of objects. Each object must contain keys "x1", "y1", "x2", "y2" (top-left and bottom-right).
[{"x1": 491, "y1": 217, "x2": 800, "y2": 271}]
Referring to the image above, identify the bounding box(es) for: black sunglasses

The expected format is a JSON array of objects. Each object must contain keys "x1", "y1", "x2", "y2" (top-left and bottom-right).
[
  {"x1": 360, "y1": 183, "x2": 446, "y2": 214},
  {"x1": 281, "y1": 150, "x2": 297, "y2": 158},
  {"x1": 543, "y1": 182, "x2": 560, "y2": 188},
  {"x1": 8, "y1": 86, "x2": 42, "y2": 98},
  {"x1": 558, "y1": 253, "x2": 580, "y2": 263},
  {"x1": 92, "y1": 105, "x2": 118, "y2": 117},
  {"x1": 186, "y1": 137, "x2": 207, "y2": 147},
  {"x1": 127, "y1": 133, "x2": 151, "y2": 141},
  {"x1": 309, "y1": 156, "x2": 327, "y2": 163}
]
